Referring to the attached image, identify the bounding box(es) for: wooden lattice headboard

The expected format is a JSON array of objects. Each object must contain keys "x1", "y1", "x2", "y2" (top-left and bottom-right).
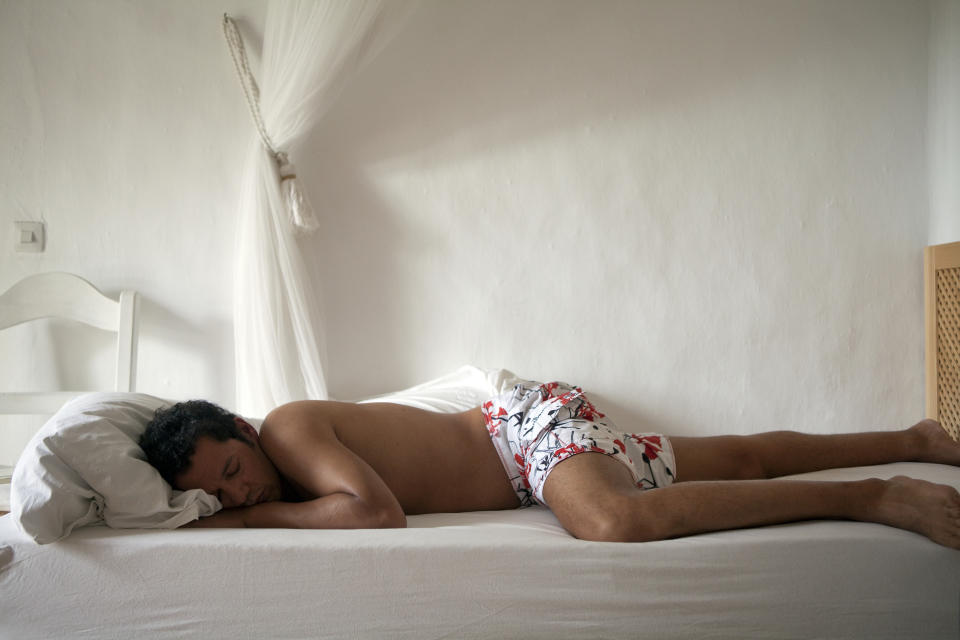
[{"x1": 925, "y1": 241, "x2": 960, "y2": 441}]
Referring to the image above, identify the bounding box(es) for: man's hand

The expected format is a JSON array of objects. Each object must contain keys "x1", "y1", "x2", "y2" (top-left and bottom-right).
[{"x1": 182, "y1": 492, "x2": 406, "y2": 529}]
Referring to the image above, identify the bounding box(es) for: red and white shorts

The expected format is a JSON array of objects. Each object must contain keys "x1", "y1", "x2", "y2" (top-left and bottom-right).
[{"x1": 481, "y1": 380, "x2": 676, "y2": 507}]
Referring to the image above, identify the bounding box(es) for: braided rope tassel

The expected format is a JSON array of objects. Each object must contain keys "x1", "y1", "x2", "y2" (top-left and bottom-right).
[{"x1": 222, "y1": 14, "x2": 319, "y2": 233}]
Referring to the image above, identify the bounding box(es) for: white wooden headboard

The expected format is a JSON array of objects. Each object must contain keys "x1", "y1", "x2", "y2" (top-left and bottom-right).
[{"x1": 0, "y1": 272, "x2": 138, "y2": 415}]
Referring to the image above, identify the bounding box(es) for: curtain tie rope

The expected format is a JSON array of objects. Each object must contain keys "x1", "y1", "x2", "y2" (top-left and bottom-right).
[
  {"x1": 222, "y1": 14, "x2": 317, "y2": 233},
  {"x1": 222, "y1": 14, "x2": 277, "y2": 157}
]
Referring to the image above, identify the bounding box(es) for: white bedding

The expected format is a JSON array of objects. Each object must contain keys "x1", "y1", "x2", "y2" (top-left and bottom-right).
[{"x1": 2, "y1": 461, "x2": 959, "y2": 639}]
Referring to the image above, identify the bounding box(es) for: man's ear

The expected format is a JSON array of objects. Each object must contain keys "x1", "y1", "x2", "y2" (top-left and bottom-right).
[{"x1": 234, "y1": 416, "x2": 260, "y2": 443}]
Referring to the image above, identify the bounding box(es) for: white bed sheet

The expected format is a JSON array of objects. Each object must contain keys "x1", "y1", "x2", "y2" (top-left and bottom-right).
[{"x1": 2, "y1": 462, "x2": 959, "y2": 639}]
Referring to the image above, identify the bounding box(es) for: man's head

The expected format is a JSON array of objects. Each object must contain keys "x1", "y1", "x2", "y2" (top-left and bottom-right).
[{"x1": 140, "y1": 400, "x2": 283, "y2": 508}]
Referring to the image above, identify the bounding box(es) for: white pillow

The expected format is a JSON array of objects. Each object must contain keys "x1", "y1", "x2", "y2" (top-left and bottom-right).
[
  {"x1": 357, "y1": 365, "x2": 521, "y2": 411},
  {"x1": 11, "y1": 392, "x2": 221, "y2": 544}
]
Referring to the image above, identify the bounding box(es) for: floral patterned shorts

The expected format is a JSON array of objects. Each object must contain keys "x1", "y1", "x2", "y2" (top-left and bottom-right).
[{"x1": 481, "y1": 380, "x2": 676, "y2": 507}]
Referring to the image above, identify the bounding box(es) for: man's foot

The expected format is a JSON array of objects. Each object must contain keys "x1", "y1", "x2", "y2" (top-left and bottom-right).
[
  {"x1": 873, "y1": 476, "x2": 960, "y2": 549},
  {"x1": 909, "y1": 419, "x2": 960, "y2": 466}
]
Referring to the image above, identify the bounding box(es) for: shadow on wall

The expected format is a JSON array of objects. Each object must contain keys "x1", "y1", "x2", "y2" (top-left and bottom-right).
[
  {"x1": 297, "y1": 166, "x2": 419, "y2": 400},
  {"x1": 138, "y1": 297, "x2": 234, "y2": 405},
  {"x1": 0, "y1": 318, "x2": 112, "y2": 396},
  {"x1": 290, "y1": 0, "x2": 895, "y2": 403},
  {"x1": 0, "y1": 295, "x2": 233, "y2": 407},
  {"x1": 308, "y1": 0, "x2": 837, "y2": 164}
]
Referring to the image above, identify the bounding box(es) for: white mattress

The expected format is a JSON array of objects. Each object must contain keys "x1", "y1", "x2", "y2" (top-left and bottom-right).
[{"x1": 2, "y1": 462, "x2": 959, "y2": 639}]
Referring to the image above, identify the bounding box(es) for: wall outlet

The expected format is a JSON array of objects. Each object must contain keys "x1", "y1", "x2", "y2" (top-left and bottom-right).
[{"x1": 15, "y1": 221, "x2": 44, "y2": 253}]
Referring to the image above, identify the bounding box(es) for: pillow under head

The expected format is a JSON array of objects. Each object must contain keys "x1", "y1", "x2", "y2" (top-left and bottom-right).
[{"x1": 11, "y1": 392, "x2": 221, "y2": 544}]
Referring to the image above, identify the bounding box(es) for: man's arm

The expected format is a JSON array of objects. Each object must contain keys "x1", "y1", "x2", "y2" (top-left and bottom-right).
[
  {"x1": 183, "y1": 401, "x2": 407, "y2": 530},
  {"x1": 182, "y1": 492, "x2": 396, "y2": 529}
]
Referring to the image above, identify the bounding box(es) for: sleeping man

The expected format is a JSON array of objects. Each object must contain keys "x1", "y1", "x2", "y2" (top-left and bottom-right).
[{"x1": 139, "y1": 379, "x2": 960, "y2": 548}]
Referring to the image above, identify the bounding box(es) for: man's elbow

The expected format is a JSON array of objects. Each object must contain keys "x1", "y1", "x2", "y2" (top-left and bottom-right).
[{"x1": 373, "y1": 506, "x2": 407, "y2": 529}]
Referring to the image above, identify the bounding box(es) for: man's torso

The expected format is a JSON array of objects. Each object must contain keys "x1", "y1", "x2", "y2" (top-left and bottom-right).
[{"x1": 262, "y1": 401, "x2": 521, "y2": 514}]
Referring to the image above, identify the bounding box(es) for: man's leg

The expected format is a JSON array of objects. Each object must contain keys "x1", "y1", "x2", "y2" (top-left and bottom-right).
[
  {"x1": 541, "y1": 451, "x2": 960, "y2": 549},
  {"x1": 669, "y1": 419, "x2": 960, "y2": 482}
]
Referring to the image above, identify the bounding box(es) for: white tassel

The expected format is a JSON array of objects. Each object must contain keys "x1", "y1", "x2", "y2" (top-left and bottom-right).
[
  {"x1": 284, "y1": 176, "x2": 320, "y2": 233},
  {"x1": 278, "y1": 157, "x2": 319, "y2": 233}
]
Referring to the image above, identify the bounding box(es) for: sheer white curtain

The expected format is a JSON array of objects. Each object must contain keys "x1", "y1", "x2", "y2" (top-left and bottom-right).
[{"x1": 229, "y1": 0, "x2": 418, "y2": 417}]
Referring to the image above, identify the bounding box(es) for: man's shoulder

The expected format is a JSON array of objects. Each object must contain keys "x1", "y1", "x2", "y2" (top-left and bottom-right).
[
  {"x1": 261, "y1": 401, "x2": 340, "y2": 443},
  {"x1": 267, "y1": 398, "x2": 364, "y2": 419}
]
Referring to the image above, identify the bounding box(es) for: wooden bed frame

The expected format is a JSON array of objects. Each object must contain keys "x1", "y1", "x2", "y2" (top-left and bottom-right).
[{"x1": 925, "y1": 241, "x2": 960, "y2": 441}]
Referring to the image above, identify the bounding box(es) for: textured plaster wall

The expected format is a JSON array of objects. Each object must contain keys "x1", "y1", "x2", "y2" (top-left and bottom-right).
[
  {"x1": 0, "y1": 0, "x2": 949, "y2": 464},
  {"x1": 0, "y1": 0, "x2": 265, "y2": 463},
  {"x1": 303, "y1": 0, "x2": 933, "y2": 437}
]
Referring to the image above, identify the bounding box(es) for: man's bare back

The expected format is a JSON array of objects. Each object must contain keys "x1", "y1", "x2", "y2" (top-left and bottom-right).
[{"x1": 264, "y1": 401, "x2": 520, "y2": 514}]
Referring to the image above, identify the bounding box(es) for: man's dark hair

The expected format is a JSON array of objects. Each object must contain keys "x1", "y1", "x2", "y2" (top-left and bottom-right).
[{"x1": 139, "y1": 400, "x2": 250, "y2": 486}]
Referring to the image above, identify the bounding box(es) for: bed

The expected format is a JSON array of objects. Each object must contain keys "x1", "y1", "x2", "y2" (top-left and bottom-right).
[
  {"x1": 2, "y1": 368, "x2": 959, "y2": 639},
  {"x1": 2, "y1": 265, "x2": 959, "y2": 638},
  {"x1": 2, "y1": 459, "x2": 959, "y2": 639}
]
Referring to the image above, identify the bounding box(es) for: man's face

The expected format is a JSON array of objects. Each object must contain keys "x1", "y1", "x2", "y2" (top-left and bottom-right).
[{"x1": 174, "y1": 420, "x2": 284, "y2": 508}]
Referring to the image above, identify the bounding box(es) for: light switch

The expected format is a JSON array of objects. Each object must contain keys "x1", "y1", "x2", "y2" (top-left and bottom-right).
[{"x1": 15, "y1": 221, "x2": 44, "y2": 253}]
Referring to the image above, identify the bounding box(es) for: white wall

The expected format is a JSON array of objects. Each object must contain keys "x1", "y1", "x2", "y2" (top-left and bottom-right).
[
  {"x1": 930, "y1": 0, "x2": 960, "y2": 245},
  {"x1": 302, "y1": 0, "x2": 933, "y2": 437},
  {"x1": 0, "y1": 0, "x2": 265, "y2": 463},
  {"x1": 0, "y1": 0, "x2": 950, "y2": 465}
]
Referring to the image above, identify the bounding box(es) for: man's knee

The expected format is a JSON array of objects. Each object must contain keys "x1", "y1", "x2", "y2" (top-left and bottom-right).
[{"x1": 567, "y1": 499, "x2": 664, "y2": 543}]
